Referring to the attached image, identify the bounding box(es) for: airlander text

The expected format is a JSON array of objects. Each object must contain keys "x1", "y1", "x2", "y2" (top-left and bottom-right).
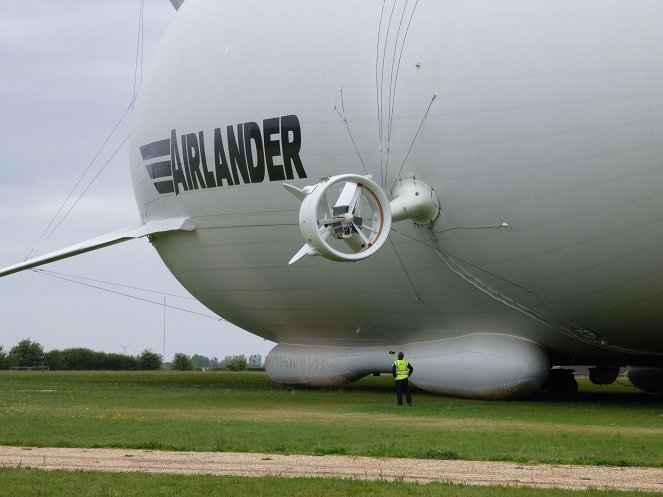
[{"x1": 140, "y1": 115, "x2": 307, "y2": 195}]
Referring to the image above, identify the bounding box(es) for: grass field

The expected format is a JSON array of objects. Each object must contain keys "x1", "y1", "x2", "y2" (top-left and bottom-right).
[
  {"x1": 1, "y1": 370, "x2": 662, "y2": 496},
  {"x1": 1, "y1": 371, "x2": 661, "y2": 466},
  {"x1": 0, "y1": 467, "x2": 656, "y2": 497}
]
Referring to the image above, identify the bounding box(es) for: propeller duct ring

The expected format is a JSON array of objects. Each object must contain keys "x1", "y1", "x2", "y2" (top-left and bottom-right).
[{"x1": 298, "y1": 174, "x2": 392, "y2": 262}]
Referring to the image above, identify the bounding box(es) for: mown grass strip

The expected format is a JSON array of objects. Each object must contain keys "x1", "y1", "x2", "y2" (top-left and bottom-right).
[{"x1": 0, "y1": 468, "x2": 656, "y2": 497}]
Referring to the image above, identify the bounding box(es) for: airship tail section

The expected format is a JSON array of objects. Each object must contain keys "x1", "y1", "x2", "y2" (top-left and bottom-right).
[{"x1": 265, "y1": 334, "x2": 549, "y2": 400}]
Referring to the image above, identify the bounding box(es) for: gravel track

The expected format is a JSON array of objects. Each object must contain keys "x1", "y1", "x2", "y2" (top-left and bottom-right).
[{"x1": 2, "y1": 446, "x2": 663, "y2": 492}]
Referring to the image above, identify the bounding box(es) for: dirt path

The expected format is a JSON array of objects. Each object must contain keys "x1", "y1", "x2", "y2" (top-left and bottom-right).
[{"x1": 2, "y1": 446, "x2": 662, "y2": 492}]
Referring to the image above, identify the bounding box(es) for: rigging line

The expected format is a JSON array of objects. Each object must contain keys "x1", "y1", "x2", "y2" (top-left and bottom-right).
[
  {"x1": 435, "y1": 224, "x2": 507, "y2": 234},
  {"x1": 389, "y1": 225, "x2": 436, "y2": 249},
  {"x1": 390, "y1": 225, "x2": 533, "y2": 293},
  {"x1": 380, "y1": 0, "x2": 398, "y2": 182},
  {"x1": 46, "y1": 135, "x2": 130, "y2": 240},
  {"x1": 422, "y1": 229, "x2": 660, "y2": 356},
  {"x1": 334, "y1": 105, "x2": 369, "y2": 175},
  {"x1": 386, "y1": 0, "x2": 410, "y2": 146},
  {"x1": 132, "y1": 0, "x2": 145, "y2": 99},
  {"x1": 386, "y1": 0, "x2": 420, "y2": 153},
  {"x1": 383, "y1": 0, "x2": 411, "y2": 190},
  {"x1": 424, "y1": 228, "x2": 565, "y2": 329},
  {"x1": 390, "y1": 92, "x2": 437, "y2": 193},
  {"x1": 140, "y1": 0, "x2": 145, "y2": 85},
  {"x1": 397, "y1": 227, "x2": 661, "y2": 357},
  {"x1": 162, "y1": 296, "x2": 167, "y2": 360},
  {"x1": 568, "y1": 342, "x2": 581, "y2": 367},
  {"x1": 376, "y1": 0, "x2": 387, "y2": 146},
  {"x1": 32, "y1": 269, "x2": 196, "y2": 301},
  {"x1": 339, "y1": 87, "x2": 347, "y2": 120},
  {"x1": 25, "y1": 100, "x2": 137, "y2": 261},
  {"x1": 388, "y1": 237, "x2": 423, "y2": 303},
  {"x1": 30, "y1": 269, "x2": 223, "y2": 321},
  {"x1": 442, "y1": 251, "x2": 533, "y2": 294}
]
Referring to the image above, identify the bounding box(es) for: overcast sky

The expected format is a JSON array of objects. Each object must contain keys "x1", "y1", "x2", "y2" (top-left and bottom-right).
[{"x1": 0, "y1": 0, "x2": 275, "y2": 361}]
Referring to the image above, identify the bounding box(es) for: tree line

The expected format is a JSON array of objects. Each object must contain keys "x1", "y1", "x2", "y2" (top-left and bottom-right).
[{"x1": 0, "y1": 338, "x2": 263, "y2": 371}]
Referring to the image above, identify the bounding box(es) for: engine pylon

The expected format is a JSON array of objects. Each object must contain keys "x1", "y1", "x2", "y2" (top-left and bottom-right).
[{"x1": 390, "y1": 178, "x2": 441, "y2": 224}]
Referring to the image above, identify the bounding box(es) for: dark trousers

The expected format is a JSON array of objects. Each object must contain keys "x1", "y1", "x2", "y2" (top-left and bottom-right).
[{"x1": 395, "y1": 378, "x2": 412, "y2": 405}]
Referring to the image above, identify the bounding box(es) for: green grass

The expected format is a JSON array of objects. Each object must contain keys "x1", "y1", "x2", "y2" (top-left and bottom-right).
[
  {"x1": 0, "y1": 371, "x2": 662, "y2": 468},
  {"x1": 0, "y1": 468, "x2": 657, "y2": 497}
]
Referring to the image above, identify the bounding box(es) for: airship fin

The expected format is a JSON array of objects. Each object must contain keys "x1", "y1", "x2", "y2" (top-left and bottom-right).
[
  {"x1": 283, "y1": 183, "x2": 309, "y2": 201},
  {"x1": 0, "y1": 217, "x2": 194, "y2": 278},
  {"x1": 288, "y1": 244, "x2": 318, "y2": 265}
]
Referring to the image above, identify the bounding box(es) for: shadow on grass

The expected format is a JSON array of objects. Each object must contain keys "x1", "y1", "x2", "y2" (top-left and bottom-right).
[{"x1": 528, "y1": 388, "x2": 663, "y2": 406}]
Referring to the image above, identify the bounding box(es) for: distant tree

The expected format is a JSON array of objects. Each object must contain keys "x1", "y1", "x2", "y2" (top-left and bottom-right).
[
  {"x1": 0, "y1": 346, "x2": 8, "y2": 369},
  {"x1": 190, "y1": 354, "x2": 210, "y2": 370},
  {"x1": 44, "y1": 349, "x2": 65, "y2": 370},
  {"x1": 122, "y1": 353, "x2": 141, "y2": 370},
  {"x1": 8, "y1": 339, "x2": 44, "y2": 368},
  {"x1": 138, "y1": 350, "x2": 162, "y2": 370},
  {"x1": 220, "y1": 354, "x2": 247, "y2": 371},
  {"x1": 44, "y1": 349, "x2": 140, "y2": 371},
  {"x1": 248, "y1": 354, "x2": 263, "y2": 368},
  {"x1": 59, "y1": 348, "x2": 98, "y2": 370},
  {"x1": 100, "y1": 352, "x2": 140, "y2": 371},
  {"x1": 173, "y1": 353, "x2": 194, "y2": 371},
  {"x1": 209, "y1": 356, "x2": 220, "y2": 368}
]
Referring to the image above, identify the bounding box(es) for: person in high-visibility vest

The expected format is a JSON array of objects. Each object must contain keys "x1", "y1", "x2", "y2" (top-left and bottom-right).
[{"x1": 392, "y1": 351, "x2": 414, "y2": 406}]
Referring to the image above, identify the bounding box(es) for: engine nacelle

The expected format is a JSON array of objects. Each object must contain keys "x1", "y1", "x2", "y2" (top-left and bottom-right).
[{"x1": 265, "y1": 334, "x2": 549, "y2": 400}]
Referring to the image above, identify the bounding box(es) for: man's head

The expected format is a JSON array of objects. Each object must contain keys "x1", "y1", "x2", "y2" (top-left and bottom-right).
[{"x1": 398, "y1": 352, "x2": 404, "y2": 360}]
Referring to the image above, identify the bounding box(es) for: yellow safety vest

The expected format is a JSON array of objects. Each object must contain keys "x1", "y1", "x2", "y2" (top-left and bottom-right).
[{"x1": 394, "y1": 359, "x2": 410, "y2": 380}]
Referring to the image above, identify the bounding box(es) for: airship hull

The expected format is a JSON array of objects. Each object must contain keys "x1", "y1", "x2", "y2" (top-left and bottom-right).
[{"x1": 130, "y1": 0, "x2": 663, "y2": 397}]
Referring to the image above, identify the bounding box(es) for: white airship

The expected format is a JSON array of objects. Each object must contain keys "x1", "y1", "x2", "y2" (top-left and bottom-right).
[{"x1": 3, "y1": 0, "x2": 663, "y2": 399}]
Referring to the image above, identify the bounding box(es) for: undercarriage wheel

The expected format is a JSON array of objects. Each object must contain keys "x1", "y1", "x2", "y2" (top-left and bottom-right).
[{"x1": 542, "y1": 368, "x2": 578, "y2": 395}]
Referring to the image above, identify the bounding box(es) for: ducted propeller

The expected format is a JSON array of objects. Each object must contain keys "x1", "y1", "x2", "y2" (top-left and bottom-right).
[
  {"x1": 285, "y1": 175, "x2": 440, "y2": 264},
  {"x1": 285, "y1": 174, "x2": 391, "y2": 264}
]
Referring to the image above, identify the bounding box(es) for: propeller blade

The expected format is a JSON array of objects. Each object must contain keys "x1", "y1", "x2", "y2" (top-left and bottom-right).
[
  {"x1": 348, "y1": 184, "x2": 363, "y2": 218},
  {"x1": 344, "y1": 231, "x2": 365, "y2": 251},
  {"x1": 352, "y1": 223, "x2": 371, "y2": 246},
  {"x1": 333, "y1": 182, "x2": 360, "y2": 213},
  {"x1": 321, "y1": 193, "x2": 333, "y2": 219},
  {"x1": 319, "y1": 217, "x2": 343, "y2": 226}
]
